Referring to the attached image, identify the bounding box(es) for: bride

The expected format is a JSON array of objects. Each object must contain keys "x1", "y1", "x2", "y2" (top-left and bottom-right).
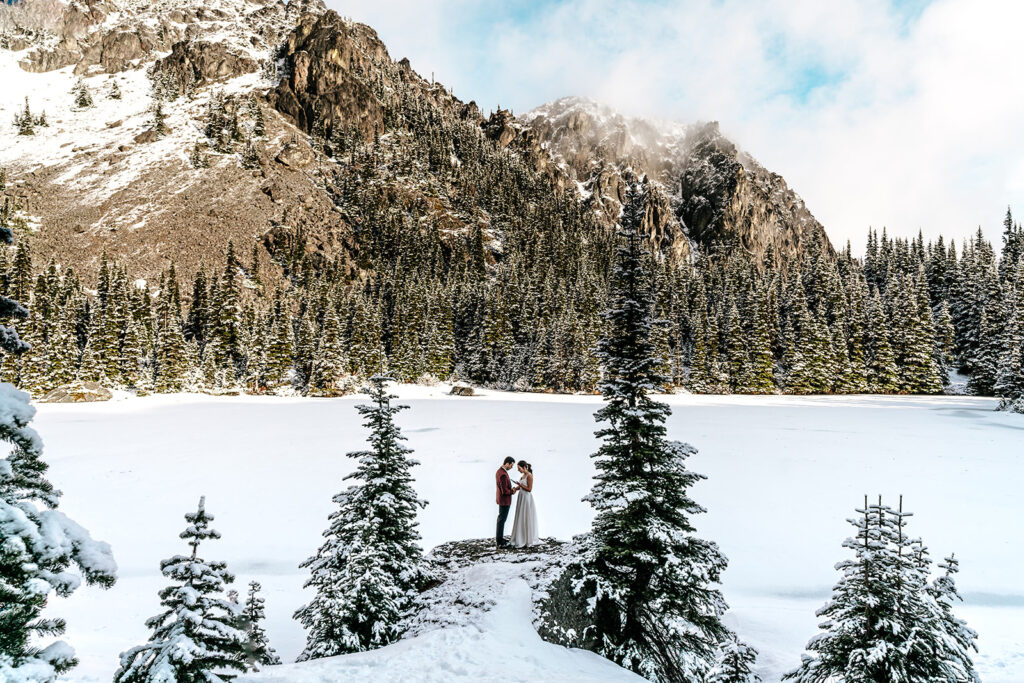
[{"x1": 510, "y1": 460, "x2": 540, "y2": 547}]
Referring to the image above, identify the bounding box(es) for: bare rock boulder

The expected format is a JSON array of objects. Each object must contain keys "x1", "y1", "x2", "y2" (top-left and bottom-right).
[
  {"x1": 42, "y1": 381, "x2": 113, "y2": 403},
  {"x1": 449, "y1": 384, "x2": 476, "y2": 397},
  {"x1": 275, "y1": 141, "x2": 315, "y2": 169}
]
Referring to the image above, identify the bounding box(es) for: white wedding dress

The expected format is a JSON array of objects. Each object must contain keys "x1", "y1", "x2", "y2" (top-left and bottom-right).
[{"x1": 510, "y1": 474, "x2": 540, "y2": 547}]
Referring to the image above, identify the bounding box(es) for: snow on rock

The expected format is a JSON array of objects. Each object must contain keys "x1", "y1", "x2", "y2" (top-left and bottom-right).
[{"x1": 242, "y1": 539, "x2": 642, "y2": 683}]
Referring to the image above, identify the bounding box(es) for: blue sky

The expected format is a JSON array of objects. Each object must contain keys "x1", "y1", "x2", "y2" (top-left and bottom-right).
[{"x1": 333, "y1": 0, "x2": 1024, "y2": 249}]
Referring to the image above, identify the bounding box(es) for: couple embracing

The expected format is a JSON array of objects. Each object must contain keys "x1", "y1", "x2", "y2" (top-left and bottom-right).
[{"x1": 495, "y1": 456, "x2": 540, "y2": 548}]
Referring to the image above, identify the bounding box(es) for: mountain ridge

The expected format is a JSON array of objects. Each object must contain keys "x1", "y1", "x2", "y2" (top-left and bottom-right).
[{"x1": 1, "y1": 1, "x2": 832, "y2": 284}]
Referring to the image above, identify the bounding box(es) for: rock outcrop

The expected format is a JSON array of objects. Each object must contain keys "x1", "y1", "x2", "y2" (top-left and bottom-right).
[
  {"x1": 16, "y1": 0, "x2": 324, "y2": 76},
  {"x1": 41, "y1": 381, "x2": 113, "y2": 403},
  {"x1": 272, "y1": 12, "x2": 394, "y2": 141},
  {"x1": 521, "y1": 97, "x2": 831, "y2": 266},
  {"x1": 152, "y1": 41, "x2": 259, "y2": 91}
]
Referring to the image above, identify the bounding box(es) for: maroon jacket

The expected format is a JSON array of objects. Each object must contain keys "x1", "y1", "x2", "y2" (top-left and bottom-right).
[{"x1": 496, "y1": 467, "x2": 513, "y2": 506}]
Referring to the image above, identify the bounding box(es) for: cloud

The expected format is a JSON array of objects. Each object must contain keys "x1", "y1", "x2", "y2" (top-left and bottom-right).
[{"x1": 331, "y1": 0, "x2": 1024, "y2": 250}]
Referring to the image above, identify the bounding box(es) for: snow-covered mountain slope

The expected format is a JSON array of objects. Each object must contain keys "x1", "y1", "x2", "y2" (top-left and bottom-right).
[
  {"x1": 240, "y1": 540, "x2": 644, "y2": 682},
  {"x1": 33, "y1": 388, "x2": 1023, "y2": 681},
  {"x1": 0, "y1": 0, "x2": 349, "y2": 282},
  {"x1": 518, "y1": 96, "x2": 830, "y2": 264}
]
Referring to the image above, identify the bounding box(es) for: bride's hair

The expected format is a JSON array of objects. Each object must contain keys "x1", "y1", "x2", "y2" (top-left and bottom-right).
[{"x1": 517, "y1": 460, "x2": 532, "y2": 473}]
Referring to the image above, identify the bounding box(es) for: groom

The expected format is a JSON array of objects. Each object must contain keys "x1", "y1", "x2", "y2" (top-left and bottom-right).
[{"x1": 495, "y1": 456, "x2": 516, "y2": 547}]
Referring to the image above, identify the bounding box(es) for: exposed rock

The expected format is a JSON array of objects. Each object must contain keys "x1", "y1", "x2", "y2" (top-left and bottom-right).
[
  {"x1": 152, "y1": 40, "x2": 259, "y2": 91},
  {"x1": 41, "y1": 381, "x2": 113, "y2": 403},
  {"x1": 483, "y1": 108, "x2": 519, "y2": 149},
  {"x1": 98, "y1": 30, "x2": 151, "y2": 72},
  {"x1": 272, "y1": 11, "x2": 392, "y2": 141},
  {"x1": 521, "y1": 97, "x2": 830, "y2": 266},
  {"x1": 275, "y1": 141, "x2": 314, "y2": 168},
  {"x1": 133, "y1": 129, "x2": 161, "y2": 144},
  {"x1": 449, "y1": 384, "x2": 476, "y2": 396}
]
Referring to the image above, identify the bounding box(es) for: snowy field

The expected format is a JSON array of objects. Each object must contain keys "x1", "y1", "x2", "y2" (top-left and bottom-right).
[{"x1": 29, "y1": 388, "x2": 1024, "y2": 682}]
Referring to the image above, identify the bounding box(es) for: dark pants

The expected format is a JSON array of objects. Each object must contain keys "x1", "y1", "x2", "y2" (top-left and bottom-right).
[{"x1": 496, "y1": 505, "x2": 510, "y2": 546}]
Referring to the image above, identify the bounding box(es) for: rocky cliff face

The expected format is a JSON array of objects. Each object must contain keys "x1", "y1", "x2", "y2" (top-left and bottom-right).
[
  {"x1": 521, "y1": 97, "x2": 830, "y2": 266},
  {"x1": 14, "y1": 0, "x2": 322, "y2": 75}
]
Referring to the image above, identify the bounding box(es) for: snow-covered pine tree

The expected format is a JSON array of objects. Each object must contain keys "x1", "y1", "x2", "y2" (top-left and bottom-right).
[
  {"x1": 190, "y1": 140, "x2": 210, "y2": 169},
  {"x1": 241, "y1": 137, "x2": 260, "y2": 169},
  {"x1": 308, "y1": 298, "x2": 346, "y2": 395},
  {"x1": 13, "y1": 97, "x2": 35, "y2": 136},
  {"x1": 924, "y1": 554, "x2": 980, "y2": 681},
  {"x1": 242, "y1": 581, "x2": 281, "y2": 669},
  {"x1": 540, "y1": 179, "x2": 729, "y2": 681},
  {"x1": 294, "y1": 375, "x2": 428, "y2": 658},
  {"x1": 152, "y1": 100, "x2": 168, "y2": 138},
  {"x1": 72, "y1": 78, "x2": 93, "y2": 109},
  {"x1": 0, "y1": 217, "x2": 117, "y2": 679},
  {"x1": 707, "y1": 636, "x2": 762, "y2": 683},
  {"x1": 115, "y1": 497, "x2": 247, "y2": 682},
  {"x1": 785, "y1": 497, "x2": 979, "y2": 683},
  {"x1": 866, "y1": 288, "x2": 899, "y2": 393}
]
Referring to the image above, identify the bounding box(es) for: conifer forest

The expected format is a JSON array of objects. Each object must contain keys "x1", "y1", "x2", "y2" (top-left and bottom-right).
[{"x1": 3, "y1": 164, "x2": 1023, "y2": 405}]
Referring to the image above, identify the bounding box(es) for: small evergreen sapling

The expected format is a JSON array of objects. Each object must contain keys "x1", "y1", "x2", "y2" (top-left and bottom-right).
[
  {"x1": 72, "y1": 78, "x2": 93, "y2": 109},
  {"x1": 242, "y1": 581, "x2": 281, "y2": 668},
  {"x1": 151, "y1": 100, "x2": 168, "y2": 138},
  {"x1": 241, "y1": 137, "x2": 260, "y2": 169},
  {"x1": 707, "y1": 636, "x2": 762, "y2": 683},
  {"x1": 13, "y1": 97, "x2": 34, "y2": 136},
  {"x1": 191, "y1": 141, "x2": 210, "y2": 169},
  {"x1": 114, "y1": 497, "x2": 248, "y2": 682},
  {"x1": 294, "y1": 375, "x2": 428, "y2": 658}
]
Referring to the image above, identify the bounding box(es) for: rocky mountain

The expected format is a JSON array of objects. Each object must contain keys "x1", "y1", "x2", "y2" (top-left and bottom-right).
[
  {"x1": 517, "y1": 97, "x2": 830, "y2": 265},
  {"x1": 0, "y1": 0, "x2": 831, "y2": 286}
]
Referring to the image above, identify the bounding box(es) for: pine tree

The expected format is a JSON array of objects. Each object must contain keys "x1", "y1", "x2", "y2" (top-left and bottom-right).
[
  {"x1": 739, "y1": 290, "x2": 775, "y2": 394},
  {"x1": 785, "y1": 498, "x2": 978, "y2": 683},
  {"x1": 115, "y1": 497, "x2": 247, "y2": 682},
  {"x1": 540, "y1": 180, "x2": 729, "y2": 681},
  {"x1": 242, "y1": 581, "x2": 281, "y2": 669},
  {"x1": 865, "y1": 289, "x2": 899, "y2": 393},
  {"x1": 0, "y1": 219, "x2": 116, "y2": 678},
  {"x1": 967, "y1": 307, "x2": 999, "y2": 395},
  {"x1": 152, "y1": 100, "x2": 168, "y2": 138},
  {"x1": 722, "y1": 300, "x2": 747, "y2": 392},
  {"x1": 241, "y1": 137, "x2": 260, "y2": 169},
  {"x1": 925, "y1": 555, "x2": 980, "y2": 681},
  {"x1": 308, "y1": 300, "x2": 347, "y2": 395},
  {"x1": 295, "y1": 375, "x2": 428, "y2": 658},
  {"x1": 707, "y1": 636, "x2": 762, "y2": 683},
  {"x1": 154, "y1": 314, "x2": 191, "y2": 392},
  {"x1": 249, "y1": 95, "x2": 266, "y2": 138},
  {"x1": 13, "y1": 97, "x2": 35, "y2": 136},
  {"x1": 190, "y1": 141, "x2": 210, "y2": 169},
  {"x1": 72, "y1": 78, "x2": 93, "y2": 109}
]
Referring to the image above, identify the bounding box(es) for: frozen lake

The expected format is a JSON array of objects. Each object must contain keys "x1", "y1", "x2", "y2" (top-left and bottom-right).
[{"x1": 31, "y1": 388, "x2": 1024, "y2": 681}]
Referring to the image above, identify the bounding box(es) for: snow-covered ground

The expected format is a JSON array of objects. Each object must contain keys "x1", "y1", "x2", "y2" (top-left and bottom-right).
[{"x1": 28, "y1": 387, "x2": 1024, "y2": 681}]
